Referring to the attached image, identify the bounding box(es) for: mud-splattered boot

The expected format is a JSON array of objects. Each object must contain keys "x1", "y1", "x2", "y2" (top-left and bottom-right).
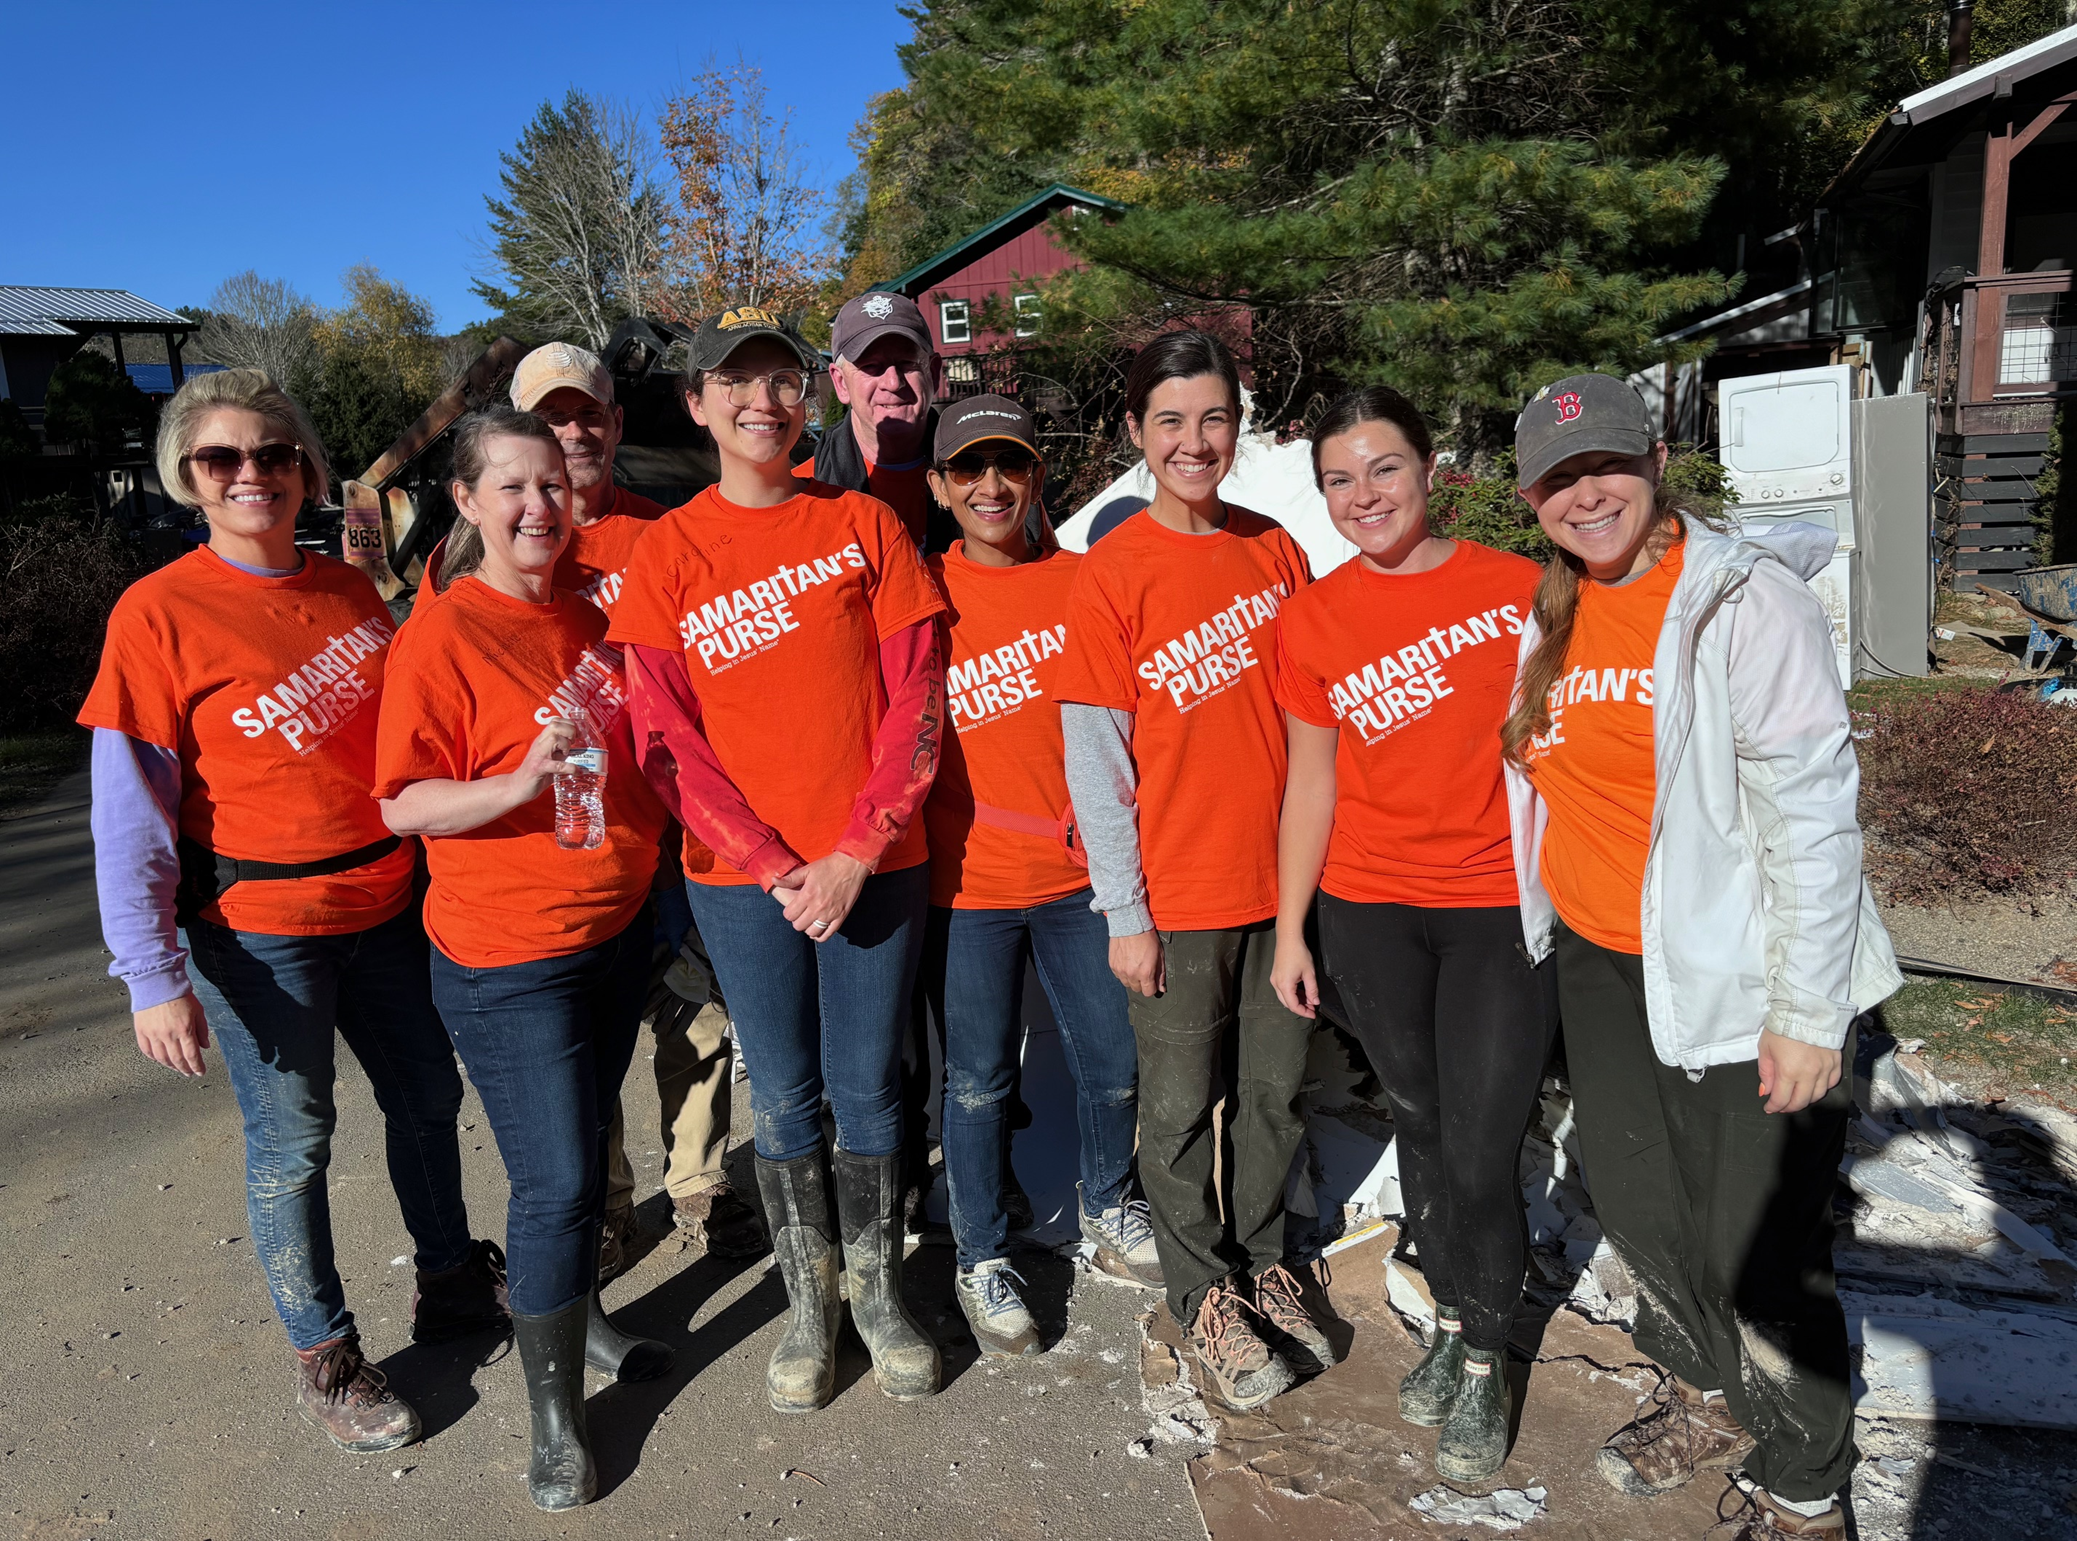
[
  {"x1": 1399, "y1": 1304, "x2": 1467, "y2": 1425},
  {"x1": 755, "y1": 1148, "x2": 842, "y2": 1413},
  {"x1": 512, "y1": 1299, "x2": 595, "y2": 1510},
  {"x1": 1707, "y1": 1483, "x2": 1846, "y2": 1537},
  {"x1": 1597, "y1": 1373, "x2": 1754, "y2": 1496},
  {"x1": 1185, "y1": 1282, "x2": 1297, "y2": 1412},
  {"x1": 1435, "y1": 1345, "x2": 1513, "y2": 1483},
  {"x1": 833, "y1": 1148, "x2": 942, "y2": 1401},
  {"x1": 295, "y1": 1335, "x2": 421, "y2": 1453},
  {"x1": 1252, "y1": 1261, "x2": 1340, "y2": 1376}
]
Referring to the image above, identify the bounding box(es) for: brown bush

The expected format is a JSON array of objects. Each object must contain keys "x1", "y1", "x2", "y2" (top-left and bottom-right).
[
  {"x1": 0, "y1": 499, "x2": 154, "y2": 735},
  {"x1": 1855, "y1": 685, "x2": 2077, "y2": 904}
]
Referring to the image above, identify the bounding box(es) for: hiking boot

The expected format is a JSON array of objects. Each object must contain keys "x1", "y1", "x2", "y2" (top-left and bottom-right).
[
  {"x1": 1004, "y1": 1168, "x2": 1035, "y2": 1233},
  {"x1": 955, "y1": 1258, "x2": 1042, "y2": 1357},
  {"x1": 833, "y1": 1148, "x2": 942, "y2": 1401},
  {"x1": 1186, "y1": 1282, "x2": 1296, "y2": 1412},
  {"x1": 295, "y1": 1335, "x2": 421, "y2": 1453},
  {"x1": 1399, "y1": 1304, "x2": 1466, "y2": 1426},
  {"x1": 755, "y1": 1149, "x2": 841, "y2": 1413},
  {"x1": 1252, "y1": 1261, "x2": 1339, "y2": 1376},
  {"x1": 1435, "y1": 1345, "x2": 1513, "y2": 1483},
  {"x1": 1080, "y1": 1188, "x2": 1163, "y2": 1287},
  {"x1": 411, "y1": 1238, "x2": 511, "y2": 1344},
  {"x1": 598, "y1": 1201, "x2": 636, "y2": 1283},
  {"x1": 1597, "y1": 1373, "x2": 1755, "y2": 1496},
  {"x1": 1707, "y1": 1483, "x2": 1846, "y2": 1537},
  {"x1": 674, "y1": 1181, "x2": 769, "y2": 1259}
]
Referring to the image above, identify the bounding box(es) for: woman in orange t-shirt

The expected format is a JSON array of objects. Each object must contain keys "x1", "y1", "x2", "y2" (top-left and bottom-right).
[
  {"x1": 608, "y1": 308, "x2": 945, "y2": 1414},
  {"x1": 1269, "y1": 387, "x2": 1548, "y2": 1482},
  {"x1": 1053, "y1": 330, "x2": 1328, "y2": 1413},
  {"x1": 913, "y1": 395, "x2": 1159, "y2": 1359},
  {"x1": 79, "y1": 369, "x2": 504, "y2": 1457},
  {"x1": 376, "y1": 407, "x2": 671, "y2": 1512}
]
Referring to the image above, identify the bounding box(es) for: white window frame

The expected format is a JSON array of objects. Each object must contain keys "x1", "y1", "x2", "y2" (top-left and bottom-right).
[
  {"x1": 1013, "y1": 292, "x2": 1041, "y2": 338},
  {"x1": 939, "y1": 299, "x2": 972, "y2": 345}
]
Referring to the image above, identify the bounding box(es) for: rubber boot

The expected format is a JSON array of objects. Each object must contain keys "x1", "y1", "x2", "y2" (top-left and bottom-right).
[
  {"x1": 512, "y1": 1299, "x2": 596, "y2": 1511},
  {"x1": 586, "y1": 1289, "x2": 674, "y2": 1382},
  {"x1": 832, "y1": 1147, "x2": 941, "y2": 1401},
  {"x1": 755, "y1": 1149, "x2": 841, "y2": 1413},
  {"x1": 1435, "y1": 1345, "x2": 1512, "y2": 1484},
  {"x1": 1399, "y1": 1305, "x2": 1466, "y2": 1426}
]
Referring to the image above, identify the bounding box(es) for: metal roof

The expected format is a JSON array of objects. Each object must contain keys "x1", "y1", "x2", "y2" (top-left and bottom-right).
[
  {"x1": 1895, "y1": 21, "x2": 2077, "y2": 124},
  {"x1": 0, "y1": 285, "x2": 193, "y2": 337},
  {"x1": 876, "y1": 185, "x2": 1128, "y2": 299}
]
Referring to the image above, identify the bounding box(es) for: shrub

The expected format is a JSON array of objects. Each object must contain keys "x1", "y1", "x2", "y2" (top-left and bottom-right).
[
  {"x1": 42, "y1": 351, "x2": 156, "y2": 454},
  {"x1": 0, "y1": 496, "x2": 154, "y2": 733}
]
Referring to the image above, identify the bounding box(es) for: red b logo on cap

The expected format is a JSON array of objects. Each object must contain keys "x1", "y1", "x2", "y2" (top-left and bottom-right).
[{"x1": 1553, "y1": 392, "x2": 1584, "y2": 423}]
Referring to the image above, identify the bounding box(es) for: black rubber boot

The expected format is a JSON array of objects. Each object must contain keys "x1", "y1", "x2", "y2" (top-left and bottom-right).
[
  {"x1": 1399, "y1": 1305, "x2": 1467, "y2": 1426},
  {"x1": 512, "y1": 1299, "x2": 596, "y2": 1511},
  {"x1": 585, "y1": 1289, "x2": 673, "y2": 1382},
  {"x1": 832, "y1": 1147, "x2": 941, "y2": 1401},
  {"x1": 755, "y1": 1149, "x2": 842, "y2": 1413},
  {"x1": 1435, "y1": 1345, "x2": 1513, "y2": 1484}
]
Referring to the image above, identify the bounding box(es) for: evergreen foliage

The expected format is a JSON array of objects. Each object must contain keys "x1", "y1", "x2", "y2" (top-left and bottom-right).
[{"x1": 42, "y1": 352, "x2": 156, "y2": 454}]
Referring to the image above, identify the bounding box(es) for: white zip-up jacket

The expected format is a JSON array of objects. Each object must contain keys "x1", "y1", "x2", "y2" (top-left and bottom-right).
[{"x1": 1504, "y1": 520, "x2": 1903, "y2": 1075}]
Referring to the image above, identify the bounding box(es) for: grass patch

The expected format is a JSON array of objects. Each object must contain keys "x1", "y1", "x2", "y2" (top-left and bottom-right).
[
  {"x1": 1877, "y1": 977, "x2": 2077, "y2": 1102},
  {"x1": 0, "y1": 728, "x2": 89, "y2": 817}
]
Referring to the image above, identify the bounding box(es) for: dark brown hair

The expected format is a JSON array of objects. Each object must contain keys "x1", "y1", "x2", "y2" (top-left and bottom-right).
[
  {"x1": 437, "y1": 406, "x2": 563, "y2": 592},
  {"x1": 1309, "y1": 386, "x2": 1434, "y2": 484},
  {"x1": 1123, "y1": 330, "x2": 1241, "y2": 427}
]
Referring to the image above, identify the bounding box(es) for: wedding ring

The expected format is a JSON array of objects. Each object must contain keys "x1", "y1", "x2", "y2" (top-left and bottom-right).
[{"x1": 810, "y1": 920, "x2": 829, "y2": 932}]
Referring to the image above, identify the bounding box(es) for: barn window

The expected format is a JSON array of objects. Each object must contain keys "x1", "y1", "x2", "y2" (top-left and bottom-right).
[
  {"x1": 939, "y1": 299, "x2": 972, "y2": 344},
  {"x1": 1014, "y1": 294, "x2": 1041, "y2": 337}
]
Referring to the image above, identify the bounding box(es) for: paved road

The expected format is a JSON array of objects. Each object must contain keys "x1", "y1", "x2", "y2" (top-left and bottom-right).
[{"x1": 0, "y1": 773, "x2": 1205, "y2": 1541}]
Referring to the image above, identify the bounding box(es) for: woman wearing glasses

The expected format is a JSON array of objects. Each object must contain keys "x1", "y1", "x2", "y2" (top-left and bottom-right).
[
  {"x1": 80, "y1": 369, "x2": 506, "y2": 1459},
  {"x1": 915, "y1": 397, "x2": 1159, "y2": 1358},
  {"x1": 611, "y1": 307, "x2": 948, "y2": 1413}
]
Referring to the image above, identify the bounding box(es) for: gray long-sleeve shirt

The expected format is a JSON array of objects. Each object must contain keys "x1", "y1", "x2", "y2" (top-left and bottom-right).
[{"x1": 1061, "y1": 703, "x2": 1153, "y2": 937}]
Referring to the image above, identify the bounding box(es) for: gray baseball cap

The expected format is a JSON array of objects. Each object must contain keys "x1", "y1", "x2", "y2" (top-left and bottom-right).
[
  {"x1": 1514, "y1": 373, "x2": 1656, "y2": 489},
  {"x1": 832, "y1": 291, "x2": 935, "y2": 364}
]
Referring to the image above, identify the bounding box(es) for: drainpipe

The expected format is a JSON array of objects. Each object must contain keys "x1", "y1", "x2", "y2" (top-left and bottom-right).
[{"x1": 1948, "y1": 0, "x2": 1974, "y2": 78}]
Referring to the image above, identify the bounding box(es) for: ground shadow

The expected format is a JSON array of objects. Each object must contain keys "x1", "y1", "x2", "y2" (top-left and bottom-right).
[{"x1": 378, "y1": 1326, "x2": 513, "y2": 1442}]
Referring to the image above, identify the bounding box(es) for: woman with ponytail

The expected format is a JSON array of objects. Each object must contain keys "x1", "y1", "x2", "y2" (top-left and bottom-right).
[{"x1": 1501, "y1": 374, "x2": 1899, "y2": 1539}]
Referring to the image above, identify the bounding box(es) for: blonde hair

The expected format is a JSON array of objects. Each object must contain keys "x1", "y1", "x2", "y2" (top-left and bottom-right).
[{"x1": 155, "y1": 367, "x2": 331, "y2": 510}]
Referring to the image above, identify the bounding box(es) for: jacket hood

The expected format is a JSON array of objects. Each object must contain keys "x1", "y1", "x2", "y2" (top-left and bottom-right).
[{"x1": 1687, "y1": 517, "x2": 1838, "y2": 586}]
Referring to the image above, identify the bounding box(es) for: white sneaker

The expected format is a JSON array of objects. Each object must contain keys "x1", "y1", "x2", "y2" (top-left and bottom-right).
[
  {"x1": 955, "y1": 1258, "x2": 1041, "y2": 1357},
  {"x1": 1079, "y1": 1188, "x2": 1164, "y2": 1287}
]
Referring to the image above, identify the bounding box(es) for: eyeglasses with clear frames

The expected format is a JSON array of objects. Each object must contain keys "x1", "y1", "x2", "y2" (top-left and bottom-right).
[{"x1": 706, "y1": 369, "x2": 810, "y2": 408}]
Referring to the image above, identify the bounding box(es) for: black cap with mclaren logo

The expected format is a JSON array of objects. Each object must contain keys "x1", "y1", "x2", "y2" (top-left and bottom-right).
[
  {"x1": 688, "y1": 304, "x2": 820, "y2": 372},
  {"x1": 1514, "y1": 372, "x2": 1656, "y2": 489},
  {"x1": 934, "y1": 394, "x2": 1039, "y2": 461}
]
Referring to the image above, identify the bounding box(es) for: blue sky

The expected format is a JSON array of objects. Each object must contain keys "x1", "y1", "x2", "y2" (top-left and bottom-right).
[{"x1": 3, "y1": 1, "x2": 913, "y2": 330}]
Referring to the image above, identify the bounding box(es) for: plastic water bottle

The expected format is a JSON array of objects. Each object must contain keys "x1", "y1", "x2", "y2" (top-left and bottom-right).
[{"x1": 553, "y1": 716, "x2": 607, "y2": 850}]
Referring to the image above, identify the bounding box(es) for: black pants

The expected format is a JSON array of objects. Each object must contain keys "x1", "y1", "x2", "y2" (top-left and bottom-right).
[
  {"x1": 1319, "y1": 896, "x2": 1554, "y2": 1352},
  {"x1": 1554, "y1": 922, "x2": 1855, "y2": 1502}
]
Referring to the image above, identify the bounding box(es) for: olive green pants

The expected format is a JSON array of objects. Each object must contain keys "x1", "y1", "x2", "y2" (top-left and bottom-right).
[
  {"x1": 1555, "y1": 923, "x2": 1855, "y2": 1503},
  {"x1": 1129, "y1": 923, "x2": 1313, "y2": 1327}
]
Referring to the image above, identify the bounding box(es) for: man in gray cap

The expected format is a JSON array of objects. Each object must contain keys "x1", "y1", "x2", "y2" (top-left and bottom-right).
[{"x1": 796, "y1": 291, "x2": 947, "y2": 550}]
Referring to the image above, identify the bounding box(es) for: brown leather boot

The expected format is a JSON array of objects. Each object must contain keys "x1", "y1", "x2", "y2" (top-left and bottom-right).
[
  {"x1": 598, "y1": 1202, "x2": 637, "y2": 1283},
  {"x1": 1707, "y1": 1483, "x2": 1845, "y2": 1537},
  {"x1": 673, "y1": 1181, "x2": 768, "y2": 1259},
  {"x1": 1597, "y1": 1373, "x2": 1754, "y2": 1496},
  {"x1": 295, "y1": 1336, "x2": 420, "y2": 1453},
  {"x1": 411, "y1": 1239, "x2": 510, "y2": 1344}
]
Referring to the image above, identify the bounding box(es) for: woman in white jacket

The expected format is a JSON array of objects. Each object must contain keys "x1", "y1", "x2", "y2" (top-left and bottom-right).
[{"x1": 1501, "y1": 374, "x2": 1900, "y2": 1541}]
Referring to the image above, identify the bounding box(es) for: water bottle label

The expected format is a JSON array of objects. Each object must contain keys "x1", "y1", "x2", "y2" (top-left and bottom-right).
[{"x1": 565, "y1": 747, "x2": 606, "y2": 774}]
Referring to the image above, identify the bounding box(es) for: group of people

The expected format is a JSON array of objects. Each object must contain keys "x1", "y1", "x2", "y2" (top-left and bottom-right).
[{"x1": 85, "y1": 286, "x2": 1898, "y2": 1538}]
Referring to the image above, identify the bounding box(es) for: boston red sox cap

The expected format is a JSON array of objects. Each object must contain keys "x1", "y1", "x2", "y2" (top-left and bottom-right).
[{"x1": 1514, "y1": 372, "x2": 1656, "y2": 489}]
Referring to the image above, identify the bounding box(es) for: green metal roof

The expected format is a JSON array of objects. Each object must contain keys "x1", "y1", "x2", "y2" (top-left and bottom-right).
[{"x1": 875, "y1": 184, "x2": 1127, "y2": 298}]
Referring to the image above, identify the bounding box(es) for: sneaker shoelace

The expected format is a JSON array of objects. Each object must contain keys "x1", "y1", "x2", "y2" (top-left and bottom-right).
[
  {"x1": 974, "y1": 1263, "x2": 1029, "y2": 1318},
  {"x1": 1109, "y1": 1198, "x2": 1156, "y2": 1254},
  {"x1": 1194, "y1": 1286, "x2": 1261, "y2": 1367},
  {"x1": 1255, "y1": 1263, "x2": 1311, "y2": 1327}
]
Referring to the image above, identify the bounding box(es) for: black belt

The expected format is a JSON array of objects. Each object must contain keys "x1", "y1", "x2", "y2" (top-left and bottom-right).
[{"x1": 175, "y1": 834, "x2": 403, "y2": 924}]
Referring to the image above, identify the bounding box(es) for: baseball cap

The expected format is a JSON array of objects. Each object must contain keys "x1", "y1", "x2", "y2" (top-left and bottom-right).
[
  {"x1": 832, "y1": 291, "x2": 935, "y2": 365},
  {"x1": 688, "y1": 305, "x2": 820, "y2": 373},
  {"x1": 1514, "y1": 373, "x2": 1656, "y2": 489},
  {"x1": 510, "y1": 342, "x2": 614, "y2": 411},
  {"x1": 934, "y1": 395, "x2": 1038, "y2": 462}
]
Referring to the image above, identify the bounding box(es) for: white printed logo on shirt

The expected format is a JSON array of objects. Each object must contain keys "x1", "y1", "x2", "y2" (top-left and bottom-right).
[
  {"x1": 1327, "y1": 604, "x2": 1526, "y2": 745},
  {"x1": 531, "y1": 643, "x2": 630, "y2": 732},
  {"x1": 228, "y1": 615, "x2": 394, "y2": 755},
  {"x1": 1524, "y1": 661, "x2": 1655, "y2": 756},
  {"x1": 946, "y1": 624, "x2": 1066, "y2": 733},
  {"x1": 1134, "y1": 585, "x2": 1289, "y2": 714},
  {"x1": 675, "y1": 542, "x2": 867, "y2": 674}
]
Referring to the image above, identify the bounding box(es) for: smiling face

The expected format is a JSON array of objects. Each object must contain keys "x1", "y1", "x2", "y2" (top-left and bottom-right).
[
  {"x1": 831, "y1": 336, "x2": 938, "y2": 439},
  {"x1": 1522, "y1": 444, "x2": 1670, "y2": 581},
  {"x1": 685, "y1": 337, "x2": 808, "y2": 470},
  {"x1": 1317, "y1": 418, "x2": 1438, "y2": 571},
  {"x1": 1129, "y1": 373, "x2": 1237, "y2": 507},
  {"x1": 453, "y1": 433, "x2": 570, "y2": 589},
  {"x1": 185, "y1": 407, "x2": 309, "y2": 538},
  {"x1": 532, "y1": 386, "x2": 622, "y2": 499},
  {"x1": 927, "y1": 440, "x2": 1043, "y2": 563}
]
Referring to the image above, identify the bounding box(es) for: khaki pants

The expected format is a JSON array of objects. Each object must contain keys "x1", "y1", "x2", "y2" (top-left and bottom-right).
[{"x1": 605, "y1": 999, "x2": 735, "y2": 1208}]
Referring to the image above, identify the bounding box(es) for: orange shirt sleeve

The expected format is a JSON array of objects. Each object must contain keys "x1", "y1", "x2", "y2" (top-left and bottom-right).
[
  {"x1": 861, "y1": 501, "x2": 946, "y2": 639},
  {"x1": 371, "y1": 624, "x2": 467, "y2": 798},
  {"x1": 605, "y1": 537, "x2": 685, "y2": 653},
  {"x1": 1273, "y1": 608, "x2": 1338, "y2": 730},
  {"x1": 1053, "y1": 562, "x2": 1138, "y2": 712},
  {"x1": 78, "y1": 596, "x2": 184, "y2": 750}
]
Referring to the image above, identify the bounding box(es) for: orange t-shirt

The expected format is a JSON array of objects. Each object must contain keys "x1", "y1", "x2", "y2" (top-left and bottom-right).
[
  {"x1": 554, "y1": 487, "x2": 668, "y2": 616},
  {"x1": 1276, "y1": 541, "x2": 1538, "y2": 907},
  {"x1": 372, "y1": 576, "x2": 667, "y2": 967},
  {"x1": 607, "y1": 481, "x2": 947, "y2": 885},
  {"x1": 924, "y1": 543, "x2": 1088, "y2": 910},
  {"x1": 795, "y1": 451, "x2": 932, "y2": 546},
  {"x1": 78, "y1": 547, "x2": 414, "y2": 935},
  {"x1": 1052, "y1": 507, "x2": 1312, "y2": 931},
  {"x1": 1521, "y1": 541, "x2": 1685, "y2": 953}
]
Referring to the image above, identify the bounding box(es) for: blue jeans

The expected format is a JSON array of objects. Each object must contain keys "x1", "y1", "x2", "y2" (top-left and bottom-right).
[
  {"x1": 922, "y1": 890, "x2": 1139, "y2": 1269},
  {"x1": 686, "y1": 863, "x2": 928, "y2": 1162},
  {"x1": 429, "y1": 910, "x2": 650, "y2": 1316},
  {"x1": 184, "y1": 906, "x2": 475, "y2": 1352}
]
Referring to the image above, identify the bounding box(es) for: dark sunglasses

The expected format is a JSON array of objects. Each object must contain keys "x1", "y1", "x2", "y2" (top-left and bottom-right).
[
  {"x1": 186, "y1": 443, "x2": 305, "y2": 480},
  {"x1": 943, "y1": 447, "x2": 1037, "y2": 486}
]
